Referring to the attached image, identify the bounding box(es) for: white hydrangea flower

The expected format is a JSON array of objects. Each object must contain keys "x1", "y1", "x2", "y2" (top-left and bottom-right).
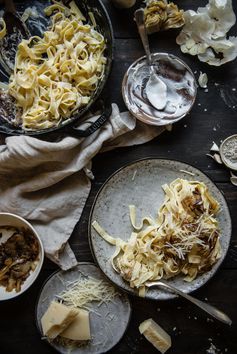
[{"x1": 176, "y1": 0, "x2": 237, "y2": 66}]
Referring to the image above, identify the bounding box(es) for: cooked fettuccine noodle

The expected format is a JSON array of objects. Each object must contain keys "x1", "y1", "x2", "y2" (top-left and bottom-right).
[
  {"x1": 92, "y1": 179, "x2": 222, "y2": 297},
  {"x1": 7, "y1": 1, "x2": 106, "y2": 130},
  {"x1": 0, "y1": 18, "x2": 6, "y2": 40}
]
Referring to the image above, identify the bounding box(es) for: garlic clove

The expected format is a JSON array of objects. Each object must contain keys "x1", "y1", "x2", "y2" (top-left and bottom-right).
[
  {"x1": 206, "y1": 153, "x2": 223, "y2": 164},
  {"x1": 210, "y1": 142, "x2": 220, "y2": 153},
  {"x1": 198, "y1": 72, "x2": 208, "y2": 88},
  {"x1": 230, "y1": 175, "x2": 237, "y2": 186}
]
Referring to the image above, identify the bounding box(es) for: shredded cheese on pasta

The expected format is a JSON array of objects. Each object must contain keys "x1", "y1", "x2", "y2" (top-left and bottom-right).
[
  {"x1": 7, "y1": 0, "x2": 106, "y2": 130},
  {"x1": 92, "y1": 179, "x2": 222, "y2": 296}
]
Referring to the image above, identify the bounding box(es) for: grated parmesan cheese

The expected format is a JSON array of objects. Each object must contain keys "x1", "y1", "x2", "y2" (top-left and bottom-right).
[
  {"x1": 58, "y1": 276, "x2": 117, "y2": 310},
  {"x1": 179, "y1": 169, "x2": 195, "y2": 176}
]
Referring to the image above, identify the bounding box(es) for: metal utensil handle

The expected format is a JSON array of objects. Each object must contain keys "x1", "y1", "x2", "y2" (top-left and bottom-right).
[
  {"x1": 69, "y1": 102, "x2": 112, "y2": 138},
  {"x1": 153, "y1": 281, "x2": 232, "y2": 326},
  {"x1": 134, "y1": 9, "x2": 152, "y2": 66}
]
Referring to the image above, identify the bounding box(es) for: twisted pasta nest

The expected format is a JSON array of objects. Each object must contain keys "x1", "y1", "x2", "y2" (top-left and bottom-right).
[
  {"x1": 8, "y1": 1, "x2": 106, "y2": 130},
  {"x1": 144, "y1": 0, "x2": 185, "y2": 34}
]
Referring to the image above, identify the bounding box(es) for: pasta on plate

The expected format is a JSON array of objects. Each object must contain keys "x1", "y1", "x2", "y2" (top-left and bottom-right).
[
  {"x1": 93, "y1": 179, "x2": 222, "y2": 297},
  {"x1": 5, "y1": 1, "x2": 106, "y2": 130}
]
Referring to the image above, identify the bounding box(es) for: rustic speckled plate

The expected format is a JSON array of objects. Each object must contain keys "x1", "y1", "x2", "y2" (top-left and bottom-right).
[
  {"x1": 36, "y1": 262, "x2": 131, "y2": 354},
  {"x1": 89, "y1": 158, "x2": 232, "y2": 300}
]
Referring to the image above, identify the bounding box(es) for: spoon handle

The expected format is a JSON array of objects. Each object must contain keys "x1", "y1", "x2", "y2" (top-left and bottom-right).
[
  {"x1": 147, "y1": 281, "x2": 232, "y2": 326},
  {"x1": 134, "y1": 9, "x2": 152, "y2": 66}
]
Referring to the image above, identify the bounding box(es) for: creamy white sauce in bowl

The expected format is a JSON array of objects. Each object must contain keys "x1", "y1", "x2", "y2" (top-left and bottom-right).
[{"x1": 122, "y1": 53, "x2": 197, "y2": 126}]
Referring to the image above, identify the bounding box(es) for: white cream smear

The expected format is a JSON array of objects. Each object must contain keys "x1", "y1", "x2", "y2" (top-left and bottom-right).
[
  {"x1": 146, "y1": 72, "x2": 167, "y2": 110},
  {"x1": 124, "y1": 54, "x2": 196, "y2": 125}
]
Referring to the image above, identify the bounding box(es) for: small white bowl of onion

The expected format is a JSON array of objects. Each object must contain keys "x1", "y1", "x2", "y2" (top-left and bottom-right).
[{"x1": 0, "y1": 213, "x2": 44, "y2": 301}]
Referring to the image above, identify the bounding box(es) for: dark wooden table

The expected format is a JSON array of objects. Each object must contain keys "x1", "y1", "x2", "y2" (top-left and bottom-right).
[{"x1": 1, "y1": 1, "x2": 237, "y2": 353}]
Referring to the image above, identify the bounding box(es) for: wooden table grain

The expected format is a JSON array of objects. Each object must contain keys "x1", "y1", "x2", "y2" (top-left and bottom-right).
[{"x1": 1, "y1": 1, "x2": 237, "y2": 353}]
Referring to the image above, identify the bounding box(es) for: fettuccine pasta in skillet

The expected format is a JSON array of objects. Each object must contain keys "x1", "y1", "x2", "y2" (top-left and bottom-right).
[
  {"x1": 92, "y1": 179, "x2": 222, "y2": 297},
  {"x1": 6, "y1": 0, "x2": 106, "y2": 130}
]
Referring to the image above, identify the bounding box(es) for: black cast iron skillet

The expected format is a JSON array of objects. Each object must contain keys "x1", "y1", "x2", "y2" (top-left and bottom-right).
[{"x1": 0, "y1": 0, "x2": 114, "y2": 137}]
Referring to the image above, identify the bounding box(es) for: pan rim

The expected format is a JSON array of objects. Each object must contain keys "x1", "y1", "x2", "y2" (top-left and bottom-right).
[{"x1": 0, "y1": 0, "x2": 114, "y2": 136}]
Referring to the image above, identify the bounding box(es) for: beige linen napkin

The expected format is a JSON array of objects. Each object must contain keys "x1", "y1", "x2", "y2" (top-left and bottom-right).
[{"x1": 0, "y1": 104, "x2": 166, "y2": 269}]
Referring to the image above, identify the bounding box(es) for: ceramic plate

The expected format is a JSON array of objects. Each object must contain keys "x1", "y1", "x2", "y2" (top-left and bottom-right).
[
  {"x1": 36, "y1": 262, "x2": 131, "y2": 354},
  {"x1": 89, "y1": 158, "x2": 232, "y2": 300}
]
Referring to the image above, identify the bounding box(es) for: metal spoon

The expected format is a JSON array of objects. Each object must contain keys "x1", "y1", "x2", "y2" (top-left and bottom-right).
[
  {"x1": 134, "y1": 9, "x2": 167, "y2": 111},
  {"x1": 111, "y1": 259, "x2": 231, "y2": 325},
  {"x1": 146, "y1": 280, "x2": 232, "y2": 326},
  {"x1": 0, "y1": 0, "x2": 30, "y2": 74}
]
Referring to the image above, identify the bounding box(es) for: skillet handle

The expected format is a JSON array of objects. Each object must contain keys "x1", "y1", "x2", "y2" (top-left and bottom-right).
[{"x1": 67, "y1": 102, "x2": 112, "y2": 138}]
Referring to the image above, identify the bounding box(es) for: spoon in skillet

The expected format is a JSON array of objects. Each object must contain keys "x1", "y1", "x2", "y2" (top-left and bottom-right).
[{"x1": 0, "y1": 0, "x2": 30, "y2": 74}]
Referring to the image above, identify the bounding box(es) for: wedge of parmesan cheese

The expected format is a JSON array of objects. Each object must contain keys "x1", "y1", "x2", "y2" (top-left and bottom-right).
[
  {"x1": 139, "y1": 318, "x2": 171, "y2": 353},
  {"x1": 61, "y1": 308, "x2": 91, "y2": 341},
  {"x1": 41, "y1": 301, "x2": 78, "y2": 339}
]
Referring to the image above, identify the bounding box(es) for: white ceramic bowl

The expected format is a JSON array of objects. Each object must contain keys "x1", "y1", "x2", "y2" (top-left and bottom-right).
[{"x1": 0, "y1": 213, "x2": 44, "y2": 301}]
